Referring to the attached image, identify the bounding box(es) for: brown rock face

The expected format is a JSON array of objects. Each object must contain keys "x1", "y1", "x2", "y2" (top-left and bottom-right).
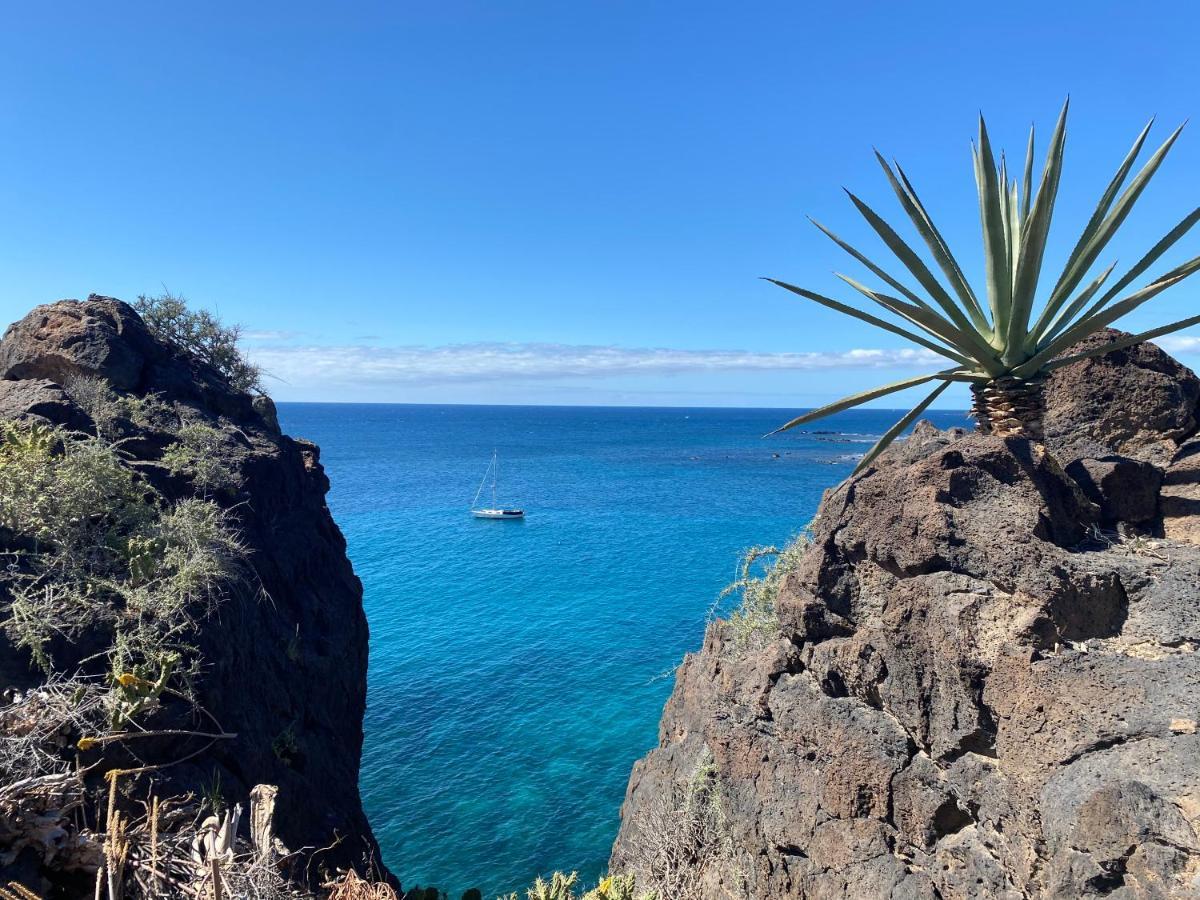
[
  {"x1": 613, "y1": 336, "x2": 1200, "y2": 898},
  {"x1": 1042, "y1": 327, "x2": 1200, "y2": 467},
  {"x1": 0, "y1": 297, "x2": 384, "y2": 880}
]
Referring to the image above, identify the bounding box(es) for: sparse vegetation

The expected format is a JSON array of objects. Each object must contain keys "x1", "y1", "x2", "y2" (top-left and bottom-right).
[
  {"x1": 609, "y1": 747, "x2": 738, "y2": 900},
  {"x1": 714, "y1": 536, "x2": 809, "y2": 649},
  {"x1": 134, "y1": 290, "x2": 264, "y2": 394},
  {"x1": 495, "y1": 870, "x2": 656, "y2": 900},
  {"x1": 0, "y1": 421, "x2": 245, "y2": 682},
  {"x1": 62, "y1": 375, "x2": 181, "y2": 439},
  {"x1": 162, "y1": 421, "x2": 244, "y2": 496}
]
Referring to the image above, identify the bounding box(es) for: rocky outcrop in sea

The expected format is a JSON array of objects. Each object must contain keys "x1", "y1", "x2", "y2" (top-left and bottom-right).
[
  {"x1": 612, "y1": 330, "x2": 1200, "y2": 898},
  {"x1": 0, "y1": 296, "x2": 384, "y2": 891}
]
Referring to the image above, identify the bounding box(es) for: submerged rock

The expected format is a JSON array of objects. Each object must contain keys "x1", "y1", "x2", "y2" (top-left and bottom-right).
[{"x1": 613, "y1": 334, "x2": 1200, "y2": 898}]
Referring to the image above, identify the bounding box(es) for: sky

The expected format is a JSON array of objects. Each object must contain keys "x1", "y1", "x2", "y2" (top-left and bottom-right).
[{"x1": 1, "y1": 1, "x2": 1199, "y2": 407}]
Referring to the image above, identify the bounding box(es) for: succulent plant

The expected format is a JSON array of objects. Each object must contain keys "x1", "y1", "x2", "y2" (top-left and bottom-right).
[{"x1": 769, "y1": 100, "x2": 1200, "y2": 470}]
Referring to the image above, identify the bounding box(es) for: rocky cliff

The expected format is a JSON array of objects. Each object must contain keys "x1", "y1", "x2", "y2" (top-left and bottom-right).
[
  {"x1": 612, "y1": 331, "x2": 1200, "y2": 898},
  {"x1": 0, "y1": 297, "x2": 384, "y2": 889}
]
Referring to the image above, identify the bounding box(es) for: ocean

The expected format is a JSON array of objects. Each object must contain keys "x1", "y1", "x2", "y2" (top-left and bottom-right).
[{"x1": 275, "y1": 403, "x2": 970, "y2": 897}]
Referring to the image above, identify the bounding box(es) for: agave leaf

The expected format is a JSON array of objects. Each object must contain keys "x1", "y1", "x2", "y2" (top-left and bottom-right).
[
  {"x1": 1020, "y1": 124, "x2": 1034, "y2": 223},
  {"x1": 1009, "y1": 177, "x2": 1021, "y2": 287},
  {"x1": 1043, "y1": 314, "x2": 1200, "y2": 371},
  {"x1": 1039, "y1": 262, "x2": 1118, "y2": 344},
  {"x1": 1007, "y1": 102, "x2": 1068, "y2": 352},
  {"x1": 974, "y1": 117, "x2": 1014, "y2": 337},
  {"x1": 853, "y1": 379, "x2": 952, "y2": 473},
  {"x1": 1044, "y1": 121, "x2": 1184, "y2": 317},
  {"x1": 766, "y1": 371, "x2": 952, "y2": 436},
  {"x1": 1064, "y1": 205, "x2": 1200, "y2": 332},
  {"x1": 889, "y1": 160, "x2": 990, "y2": 331},
  {"x1": 764, "y1": 279, "x2": 973, "y2": 363},
  {"x1": 834, "y1": 274, "x2": 971, "y2": 350},
  {"x1": 809, "y1": 217, "x2": 934, "y2": 311},
  {"x1": 1014, "y1": 257, "x2": 1200, "y2": 377},
  {"x1": 843, "y1": 190, "x2": 982, "y2": 340},
  {"x1": 1028, "y1": 120, "x2": 1156, "y2": 339}
]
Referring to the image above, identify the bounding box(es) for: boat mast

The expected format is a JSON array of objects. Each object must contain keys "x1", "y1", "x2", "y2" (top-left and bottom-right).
[
  {"x1": 492, "y1": 450, "x2": 498, "y2": 507},
  {"x1": 471, "y1": 453, "x2": 494, "y2": 510}
]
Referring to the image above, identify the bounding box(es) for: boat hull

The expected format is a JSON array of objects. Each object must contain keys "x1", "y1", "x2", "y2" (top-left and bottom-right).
[{"x1": 472, "y1": 508, "x2": 525, "y2": 519}]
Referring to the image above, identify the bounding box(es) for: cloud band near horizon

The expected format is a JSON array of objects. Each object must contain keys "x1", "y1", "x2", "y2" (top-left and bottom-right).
[{"x1": 244, "y1": 341, "x2": 952, "y2": 387}]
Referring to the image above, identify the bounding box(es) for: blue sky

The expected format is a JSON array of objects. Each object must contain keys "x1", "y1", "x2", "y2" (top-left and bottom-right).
[{"x1": 2, "y1": 1, "x2": 1199, "y2": 406}]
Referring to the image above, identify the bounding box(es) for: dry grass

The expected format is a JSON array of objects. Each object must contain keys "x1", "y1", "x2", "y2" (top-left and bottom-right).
[
  {"x1": 610, "y1": 748, "x2": 744, "y2": 900},
  {"x1": 324, "y1": 870, "x2": 398, "y2": 900}
]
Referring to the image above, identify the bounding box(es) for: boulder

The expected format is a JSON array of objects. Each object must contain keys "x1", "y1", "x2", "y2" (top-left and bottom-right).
[
  {"x1": 1065, "y1": 455, "x2": 1162, "y2": 526},
  {"x1": 1043, "y1": 327, "x2": 1200, "y2": 468},
  {"x1": 0, "y1": 295, "x2": 276, "y2": 430},
  {"x1": 0, "y1": 297, "x2": 150, "y2": 391},
  {"x1": 1161, "y1": 439, "x2": 1200, "y2": 544},
  {"x1": 0, "y1": 379, "x2": 91, "y2": 431}
]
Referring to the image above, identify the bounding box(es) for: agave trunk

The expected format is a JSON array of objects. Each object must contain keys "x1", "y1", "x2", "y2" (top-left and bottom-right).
[{"x1": 971, "y1": 376, "x2": 1045, "y2": 441}]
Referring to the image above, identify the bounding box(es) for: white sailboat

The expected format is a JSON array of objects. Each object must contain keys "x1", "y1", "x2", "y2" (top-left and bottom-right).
[{"x1": 470, "y1": 450, "x2": 525, "y2": 519}]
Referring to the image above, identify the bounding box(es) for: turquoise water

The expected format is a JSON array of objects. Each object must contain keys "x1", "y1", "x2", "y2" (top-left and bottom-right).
[{"x1": 275, "y1": 404, "x2": 969, "y2": 897}]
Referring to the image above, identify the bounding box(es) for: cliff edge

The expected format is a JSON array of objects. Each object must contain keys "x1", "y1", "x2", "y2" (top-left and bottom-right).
[
  {"x1": 0, "y1": 296, "x2": 384, "y2": 893},
  {"x1": 612, "y1": 332, "x2": 1200, "y2": 898}
]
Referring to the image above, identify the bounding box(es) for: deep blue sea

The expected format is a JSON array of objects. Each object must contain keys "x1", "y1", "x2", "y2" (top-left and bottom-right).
[{"x1": 275, "y1": 403, "x2": 970, "y2": 897}]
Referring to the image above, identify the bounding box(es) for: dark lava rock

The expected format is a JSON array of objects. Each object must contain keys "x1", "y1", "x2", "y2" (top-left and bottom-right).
[
  {"x1": 0, "y1": 378, "x2": 92, "y2": 431},
  {"x1": 0, "y1": 297, "x2": 385, "y2": 881},
  {"x1": 1043, "y1": 327, "x2": 1200, "y2": 468},
  {"x1": 614, "y1": 340, "x2": 1200, "y2": 897},
  {"x1": 1065, "y1": 455, "x2": 1163, "y2": 525}
]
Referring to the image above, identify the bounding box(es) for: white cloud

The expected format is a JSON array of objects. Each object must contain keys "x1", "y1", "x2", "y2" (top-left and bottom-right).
[
  {"x1": 1156, "y1": 334, "x2": 1200, "y2": 354},
  {"x1": 245, "y1": 342, "x2": 947, "y2": 387},
  {"x1": 242, "y1": 329, "x2": 304, "y2": 341}
]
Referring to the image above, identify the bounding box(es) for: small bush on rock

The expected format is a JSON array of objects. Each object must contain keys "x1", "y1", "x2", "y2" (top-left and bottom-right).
[
  {"x1": 134, "y1": 290, "x2": 264, "y2": 395},
  {"x1": 495, "y1": 871, "x2": 656, "y2": 900},
  {"x1": 0, "y1": 422, "x2": 244, "y2": 682},
  {"x1": 162, "y1": 421, "x2": 244, "y2": 496},
  {"x1": 715, "y1": 536, "x2": 809, "y2": 648}
]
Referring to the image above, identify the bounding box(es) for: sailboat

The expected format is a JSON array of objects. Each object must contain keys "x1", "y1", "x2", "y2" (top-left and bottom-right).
[{"x1": 470, "y1": 450, "x2": 525, "y2": 519}]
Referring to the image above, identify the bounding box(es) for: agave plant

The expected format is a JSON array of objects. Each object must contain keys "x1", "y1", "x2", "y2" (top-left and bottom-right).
[{"x1": 768, "y1": 100, "x2": 1200, "y2": 471}]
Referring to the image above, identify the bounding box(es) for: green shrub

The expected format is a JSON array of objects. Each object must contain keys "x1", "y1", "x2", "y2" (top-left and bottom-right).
[
  {"x1": 162, "y1": 422, "x2": 243, "y2": 497},
  {"x1": 0, "y1": 423, "x2": 244, "y2": 696},
  {"x1": 495, "y1": 871, "x2": 657, "y2": 900},
  {"x1": 62, "y1": 375, "x2": 180, "y2": 439},
  {"x1": 715, "y1": 537, "x2": 809, "y2": 648},
  {"x1": 134, "y1": 290, "x2": 264, "y2": 395}
]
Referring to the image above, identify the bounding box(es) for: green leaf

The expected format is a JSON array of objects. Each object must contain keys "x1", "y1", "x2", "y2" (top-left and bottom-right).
[
  {"x1": 1038, "y1": 262, "x2": 1117, "y2": 344},
  {"x1": 1043, "y1": 120, "x2": 1184, "y2": 318},
  {"x1": 888, "y1": 160, "x2": 991, "y2": 331},
  {"x1": 1007, "y1": 101, "x2": 1068, "y2": 352},
  {"x1": 764, "y1": 278, "x2": 974, "y2": 364},
  {"x1": 834, "y1": 274, "x2": 981, "y2": 368},
  {"x1": 1043, "y1": 314, "x2": 1200, "y2": 371},
  {"x1": 809, "y1": 217, "x2": 933, "y2": 311},
  {"x1": 1014, "y1": 256, "x2": 1200, "y2": 377},
  {"x1": 766, "y1": 371, "x2": 949, "y2": 436},
  {"x1": 843, "y1": 190, "x2": 984, "y2": 342},
  {"x1": 974, "y1": 116, "x2": 1014, "y2": 338},
  {"x1": 1020, "y1": 123, "x2": 1034, "y2": 223},
  {"x1": 854, "y1": 379, "x2": 952, "y2": 473},
  {"x1": 1067, "y1": 205, "x2": 1200, "y2": 329}
]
